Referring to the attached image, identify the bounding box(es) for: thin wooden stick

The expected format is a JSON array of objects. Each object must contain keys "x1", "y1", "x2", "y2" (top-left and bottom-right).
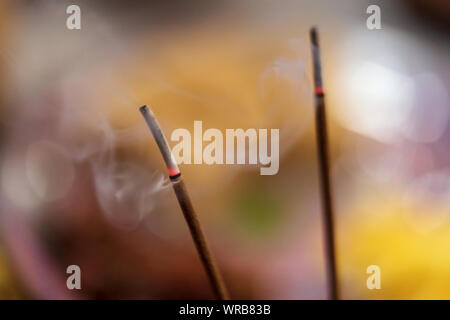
[
  {"x1": 310, "y1": 27, "x2": 339, "y2": 300},
  {"x1": 140, "y1": 105, "x2": 229, "y2": 300}
]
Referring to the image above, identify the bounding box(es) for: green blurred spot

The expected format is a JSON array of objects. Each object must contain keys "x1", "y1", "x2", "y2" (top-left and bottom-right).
[{"x1": 231, "y1": 183, "x2": 284, "y2": 237}]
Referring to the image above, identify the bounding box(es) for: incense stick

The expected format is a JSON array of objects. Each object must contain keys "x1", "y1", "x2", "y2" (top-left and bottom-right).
[
  {"x1": 310, "y1": 27, "x2": 339, "y2": 300},
  {"x1": 139, "y1": 105, "x2": 230, "y2": 300}
]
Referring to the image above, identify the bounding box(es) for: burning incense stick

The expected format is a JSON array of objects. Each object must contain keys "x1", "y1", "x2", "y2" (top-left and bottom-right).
[
  {"x1": 139, "y1": 105, "x2": 229, "y2": 300},
  {"x1": 310, "y1": 27, "x2": 339, "y2": 300}
]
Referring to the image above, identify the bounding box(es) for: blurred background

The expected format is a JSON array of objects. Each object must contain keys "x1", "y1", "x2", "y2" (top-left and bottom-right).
[{"x1": 0, "y1": 0, "x2": 449, "y2": 299}]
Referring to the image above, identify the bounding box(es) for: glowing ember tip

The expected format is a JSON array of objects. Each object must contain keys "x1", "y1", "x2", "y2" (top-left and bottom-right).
[{"x1": 168, "y1": 169, "x2": 181, "y2": 179}]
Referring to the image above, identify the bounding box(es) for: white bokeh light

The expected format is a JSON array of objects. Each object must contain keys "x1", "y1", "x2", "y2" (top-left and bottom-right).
[{"x1": 339, "y1": 61, "x2": 414, "y2": 143}]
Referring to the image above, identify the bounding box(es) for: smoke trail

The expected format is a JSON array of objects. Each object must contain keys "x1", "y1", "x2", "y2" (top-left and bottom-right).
[{"x1": 259, "y1": 38, "x2": 313, "y2": 158}]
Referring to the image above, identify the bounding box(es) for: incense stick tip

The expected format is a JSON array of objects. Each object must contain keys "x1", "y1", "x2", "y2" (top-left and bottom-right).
[
  {"x1": 310, "y1": 26, "x2": 319, "y2": 45},
  {"x1": 139, "y1": 105, "x2": 149, "y2": 114}
]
